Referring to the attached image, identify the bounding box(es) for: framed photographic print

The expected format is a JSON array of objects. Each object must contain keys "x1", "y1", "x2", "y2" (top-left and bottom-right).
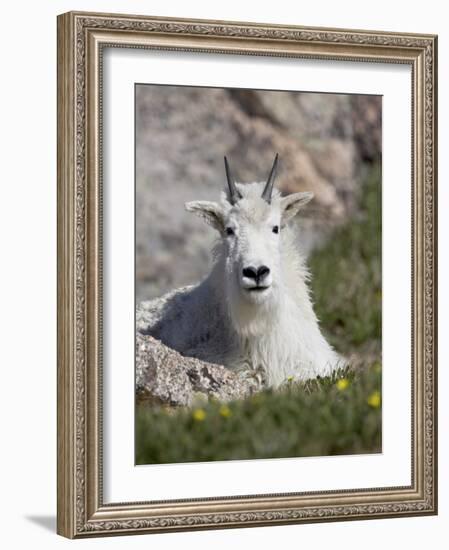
[{"x1": 57, "y1": 11, "x2": 438, "y2": 538}]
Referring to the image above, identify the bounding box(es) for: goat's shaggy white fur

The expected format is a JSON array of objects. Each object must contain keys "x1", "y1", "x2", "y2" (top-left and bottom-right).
[{"x1": 143, "y1": 181, "x2": 345, "y2": 388}]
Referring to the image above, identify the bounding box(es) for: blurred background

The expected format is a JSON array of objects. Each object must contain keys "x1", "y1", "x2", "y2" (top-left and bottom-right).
[{"x1": 136, "y1": 85, "x2": 381, "y2": 303}]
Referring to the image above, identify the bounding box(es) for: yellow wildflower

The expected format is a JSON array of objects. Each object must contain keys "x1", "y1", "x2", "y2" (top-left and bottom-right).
[
  {"x1": 219, "y1": 405, "x2": 232, "y2": 418},
  {"x1": 367, "y1": 391, "x2": 381, "y2": 408},
  {"x1": 287, "y1": 375, "x2": 295, "y2": 383},
  {"x1": 336, "y1": 378, "x2": 350, "y2": 391},
  {"x1": 192, "y1": 408, "x2": 206, "y2": 421}
]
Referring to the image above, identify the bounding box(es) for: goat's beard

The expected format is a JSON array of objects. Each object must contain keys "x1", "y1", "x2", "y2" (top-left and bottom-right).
[{"x1": 225, "y1": 275, "x2": 281, "y2": 338}]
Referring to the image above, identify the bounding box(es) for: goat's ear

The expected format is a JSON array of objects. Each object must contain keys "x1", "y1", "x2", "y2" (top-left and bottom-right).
[
  {"x1": 185, "y1": 201, "x2": 225, "y2": 232},
  {"x1": 280, "y1": 192, "x2": 314, "y2": 225}
]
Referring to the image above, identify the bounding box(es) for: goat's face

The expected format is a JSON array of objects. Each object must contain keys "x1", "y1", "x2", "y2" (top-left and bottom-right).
[
  {"x1": 220, "y1": 189, "x2": 281, "y2": 305},
  {"x1": 186, "y1": 157, "x2": 313, "y2": 311}
]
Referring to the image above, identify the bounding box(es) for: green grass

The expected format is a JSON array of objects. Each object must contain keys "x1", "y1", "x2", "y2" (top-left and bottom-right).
[
  {"x1": 309, "y1": 164, "x2": 381, "y2": 355},
  {"x1": 136, "y1": 164, "x2": 382, "y2": 464},
  {"x1": 136, "y1": 365, "x2": 381, "y2": 464}
]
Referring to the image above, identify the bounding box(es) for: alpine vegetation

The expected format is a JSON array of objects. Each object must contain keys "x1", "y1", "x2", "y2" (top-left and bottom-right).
[{"x1": 141, "y1": 155, "x2": 345, "y2": 389}]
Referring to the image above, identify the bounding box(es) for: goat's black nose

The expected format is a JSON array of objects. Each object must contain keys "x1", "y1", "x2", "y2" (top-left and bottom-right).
[
  {"x1": 242, "y1": 266, "x2": 258, "y2": 280},
  {"x1": 257, "y1": 265, "x2": 270, "y2": 280},
  {"x1": 242, "y1": 265, "x2": 270, "y2": 283}
]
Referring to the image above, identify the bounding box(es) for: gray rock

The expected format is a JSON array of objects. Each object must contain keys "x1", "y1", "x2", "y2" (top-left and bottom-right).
[{"x1": 136, "y1": 330, "x2": 253, "y2": 408}]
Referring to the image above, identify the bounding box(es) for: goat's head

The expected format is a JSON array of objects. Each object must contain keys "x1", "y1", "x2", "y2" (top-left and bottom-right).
[{"x1": 186, "y1": 155, "x2": 313, "y2": 310}]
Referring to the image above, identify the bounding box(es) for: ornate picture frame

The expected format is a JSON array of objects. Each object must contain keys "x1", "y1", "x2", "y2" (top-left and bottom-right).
[{"x1": 57, "y1": 11, "x2": 437, "y2": 538}]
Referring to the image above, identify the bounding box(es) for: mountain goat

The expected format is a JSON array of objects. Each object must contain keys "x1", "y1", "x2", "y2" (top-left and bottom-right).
[{"x1": 139, "y1": 155, "x2": 345, "y2": 388}]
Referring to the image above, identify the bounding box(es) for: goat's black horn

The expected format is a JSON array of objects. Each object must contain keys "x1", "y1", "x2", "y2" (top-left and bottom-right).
[
  {"x1": 224, "y1": 156, "x2": 242, "y2": 205},
  {"x1": 261, "y1": 153, "x2": 279, "y2": 204}
]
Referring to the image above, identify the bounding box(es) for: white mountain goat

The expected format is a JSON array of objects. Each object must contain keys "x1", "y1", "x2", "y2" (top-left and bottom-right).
[{"x1": 139, "y1": 155, "x2": 345, "y2": 388}]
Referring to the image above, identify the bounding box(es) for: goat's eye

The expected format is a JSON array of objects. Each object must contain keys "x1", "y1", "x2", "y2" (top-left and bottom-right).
[
  {"x1": 272, "y1": 225, "x2": 279, "y2": 234},
  {"x1": 225, "y1": 227, "x2": 235, "y2": 236}
]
